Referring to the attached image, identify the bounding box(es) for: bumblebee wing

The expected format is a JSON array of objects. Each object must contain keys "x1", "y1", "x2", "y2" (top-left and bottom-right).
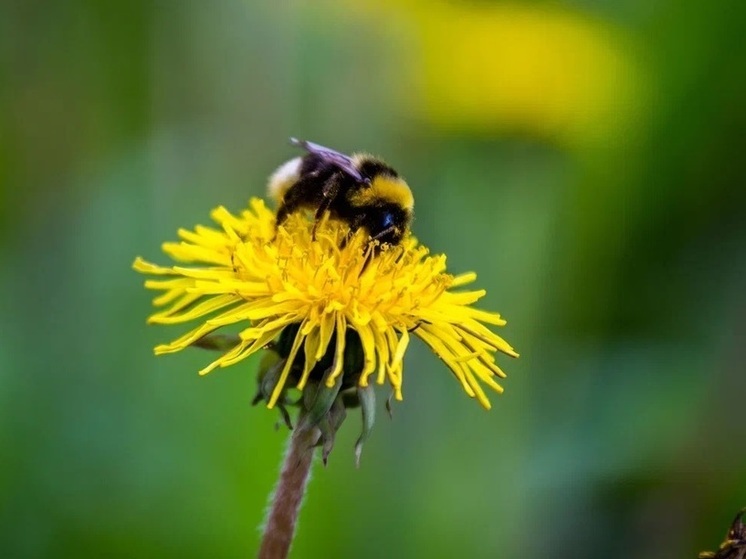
[{"x1": 290, "y1": 138, "x2": 369, "y2": 184}]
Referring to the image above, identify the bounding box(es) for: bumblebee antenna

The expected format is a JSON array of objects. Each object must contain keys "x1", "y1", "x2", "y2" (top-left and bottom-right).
[
  {"x1": 288, "y1": 137, "x2": 369, "y2": 185},
  {"x1": 289, "y1": 137, "x2": 308, "y2": 149}
]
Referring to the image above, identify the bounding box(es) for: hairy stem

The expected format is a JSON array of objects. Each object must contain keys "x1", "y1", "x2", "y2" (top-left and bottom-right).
[{"x1": 258, "y1": 421, "x2": 319, "y2": 559}]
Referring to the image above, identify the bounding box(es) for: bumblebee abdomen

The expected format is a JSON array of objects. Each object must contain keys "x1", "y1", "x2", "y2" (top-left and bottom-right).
[{"x1": 267, "y1": 157, "x2": 302, "y2": 202}]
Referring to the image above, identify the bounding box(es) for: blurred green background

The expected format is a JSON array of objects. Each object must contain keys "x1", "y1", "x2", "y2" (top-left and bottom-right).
[{"x1": 2, "y1": 1, "x2": 745, "y2": 557}]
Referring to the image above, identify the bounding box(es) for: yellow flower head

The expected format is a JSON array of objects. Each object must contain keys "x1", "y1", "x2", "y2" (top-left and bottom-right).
[{"x1": 133, "y1": 198, "x2": 517, "y2": 412}]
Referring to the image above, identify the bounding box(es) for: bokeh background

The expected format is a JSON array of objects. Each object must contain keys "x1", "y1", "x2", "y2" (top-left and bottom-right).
[{"x1": 2, "y1": 0, "x2": 745, "y2": 557}]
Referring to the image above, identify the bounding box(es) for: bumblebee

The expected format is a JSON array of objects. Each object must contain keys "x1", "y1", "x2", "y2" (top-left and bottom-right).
[{"x1": 268, "y1": 138, "x2": 414, "y2": 246}]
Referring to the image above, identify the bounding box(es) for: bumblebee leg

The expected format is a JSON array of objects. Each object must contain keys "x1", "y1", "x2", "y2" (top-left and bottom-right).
[
  {"x1": 311, "y1": 173, "x2": 342, "y2": 240},
  {"x1": 274, "y1": 192, "x2": 306, "y2": 232},
  {"x1": 339, "y1": 215, "x2": 364, "y2": 249},
  {"x1": 274, "y1": 205, "x2": 289, "y2": 229},
  {"x1": 370, "y1": 224, "x2": 398, "y2": 243}
]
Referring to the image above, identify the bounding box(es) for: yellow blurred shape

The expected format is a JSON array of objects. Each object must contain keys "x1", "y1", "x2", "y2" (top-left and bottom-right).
[{"x1": 341, "y1": 0, "x2": 644, "y2": 147}]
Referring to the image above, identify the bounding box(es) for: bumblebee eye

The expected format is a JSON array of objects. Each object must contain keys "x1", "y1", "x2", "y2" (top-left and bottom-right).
[{"x1": 380, "y1": 212, "x2": 395, "y2": 231}]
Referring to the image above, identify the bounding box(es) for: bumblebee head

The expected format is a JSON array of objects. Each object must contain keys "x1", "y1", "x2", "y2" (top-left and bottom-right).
[{"x1": 349, "y1": 155, "x2": 414, "y2": 245}]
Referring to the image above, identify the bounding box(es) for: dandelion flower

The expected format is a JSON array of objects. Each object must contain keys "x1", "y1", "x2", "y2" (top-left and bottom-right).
[{"x1": 133, "y1": 198, "x2": 517, "y2": 459}]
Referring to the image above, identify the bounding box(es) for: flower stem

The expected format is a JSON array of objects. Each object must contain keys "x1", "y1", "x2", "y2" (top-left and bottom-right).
[{"x1": 258, "y1": 420, "x2": 319, "y2": 559}]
